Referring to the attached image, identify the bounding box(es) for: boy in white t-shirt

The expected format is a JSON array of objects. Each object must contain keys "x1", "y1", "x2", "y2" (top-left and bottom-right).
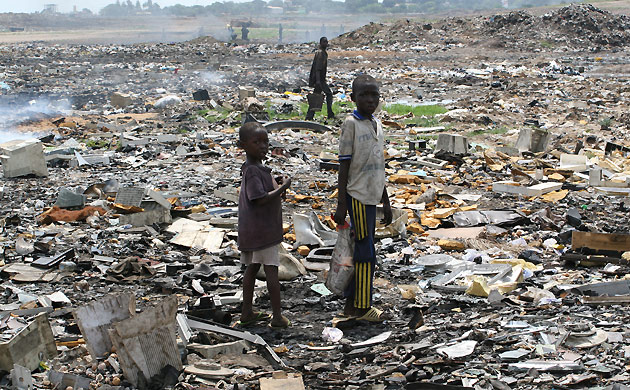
[{"x1": 333, "y1": 74, "x2": 392, "y2": 322}]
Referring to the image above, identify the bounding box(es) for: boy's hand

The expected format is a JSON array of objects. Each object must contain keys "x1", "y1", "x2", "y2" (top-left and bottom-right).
[
  {"x1": 382, "y1": 203, "x2": 393, "y2": 226},
  {"x1": 278, "y1": 176, "x2": 291, "y2": 200},
  {"x1": 280, "y1": 176, "x2": 292, "y2": 190},
  {"x1": 334, "y1": 203, "x2": 347, "y2": 225}
]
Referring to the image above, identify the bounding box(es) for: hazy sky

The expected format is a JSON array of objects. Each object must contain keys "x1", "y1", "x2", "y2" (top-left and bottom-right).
[{"x1": 0, "y1": 0, "x2": 224, "y2": 14}]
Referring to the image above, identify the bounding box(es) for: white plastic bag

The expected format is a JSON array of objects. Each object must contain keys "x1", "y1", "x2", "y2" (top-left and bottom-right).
[{"x1": 325, "y1": 223, "x2": 355, "y2": 295}]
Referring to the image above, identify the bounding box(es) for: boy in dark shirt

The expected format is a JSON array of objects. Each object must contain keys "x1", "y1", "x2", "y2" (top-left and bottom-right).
[
  {"x1": 306, "y1": 37, "x2": 334, "y2": 120},
  {"x1": 237, "y1": 122, "x2": 291, "y2": 328},
  {"x1": 334, "y1": 75, "x2": 392, "y2": 322}
]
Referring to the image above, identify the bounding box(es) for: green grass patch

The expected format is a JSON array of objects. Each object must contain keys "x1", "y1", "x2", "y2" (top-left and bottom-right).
[
  {"x1": 201, "y1": 108, "x2": 230, "y2": 123},
  {"x1": 384, "y1": 104, "x2": 448, "y2": 127},
  {"x1": 309, "y1": 101, "x2": 353, "y2": 120},
  {"x1": 540, "y1": 40, "x2": 553, "y2": 49},
  {"x1": 466, "y1": 127, "x2": 509, "y2": 137},
  {"x1": 408, "y1": 134, "x2": 439, "y2": 141},
  {"x1": 248, "y1": 28, "x2": 279, "y2": 40},
  {"x1": 384, "y1": 103, "x2": 448, "y2": 117},
  {"x1": 403, "y1": 117, "x2": 442, "y2": 127},
  {"x1": 599, "y1": 117, "x2": 612, "y2": 129},
  {"x1": 265, "y1": 100, "x2": 353, "y2": 121},
  {"x1": 247, "y1": 27, "x2": 317, "y2": 42},
  {"x1": 84, "y1": 139, "x2": 111, "y2": 149},
  {"x1": 264, "y1": 101, "x2": 301, "y2": 121}
]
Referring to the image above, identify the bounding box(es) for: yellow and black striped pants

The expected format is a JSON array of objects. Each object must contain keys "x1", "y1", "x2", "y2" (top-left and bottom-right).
[{"x1": 346, "y1": 195, "x2": 376, "y2": 309}]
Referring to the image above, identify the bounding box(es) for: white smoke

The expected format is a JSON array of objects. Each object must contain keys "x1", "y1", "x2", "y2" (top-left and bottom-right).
[
  {"x1": 0, "y1": 98, "x2": 72, "y2": 143},
  {"x1": 201, "y1": 71, "x2": 228, "y2": 85}
]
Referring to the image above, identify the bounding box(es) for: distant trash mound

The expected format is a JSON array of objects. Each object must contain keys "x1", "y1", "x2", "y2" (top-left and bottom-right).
[
  {"x1": 542, "y1": 3, "x2": 630, "y2": 47},
  {"x1": 333, "y1": 4, "x2": 630, "y2": 50},
  {"x1": 186, "y1": 35, "x2": 222, "y2": 45},
  {"x1": 484, "y1": 10, "x2": 534, "y2": 30},
  {"x1": 333, "y1": 19, "x2": 441, "y2": 48},
  {"x1": 484, "y1": 4, "x2": 630, "y2": 48}
]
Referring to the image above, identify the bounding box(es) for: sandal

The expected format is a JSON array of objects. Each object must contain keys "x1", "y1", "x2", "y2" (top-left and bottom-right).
[
  {"x1": 237, "y1": 312, "x2": 271, "y2": 327},
  {"x1": 268, "y1": 315, "x2": 291, "y2": 329},
  {"x1": 356, "y1": 307, "x2": 384, "y2": 322}
]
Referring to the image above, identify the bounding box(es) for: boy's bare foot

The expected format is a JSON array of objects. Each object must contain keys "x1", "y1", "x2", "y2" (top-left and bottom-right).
[{"x1": 269, "y1": 314, "x2": 290, "y2": 329}]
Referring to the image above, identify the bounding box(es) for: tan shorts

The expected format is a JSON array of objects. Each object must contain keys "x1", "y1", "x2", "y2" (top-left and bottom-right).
[{"x1": 240, "y1": 244, "x2": 280, "y2": 267}]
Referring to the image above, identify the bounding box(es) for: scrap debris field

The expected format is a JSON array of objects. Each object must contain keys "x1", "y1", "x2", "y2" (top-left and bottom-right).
[{"x1": 1, "y1": 3, "x2": 630, "y2": 390}]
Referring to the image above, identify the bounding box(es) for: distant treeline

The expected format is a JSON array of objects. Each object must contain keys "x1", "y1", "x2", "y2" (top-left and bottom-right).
[{"x1": 100, "y1": 0, "x2": 581, "y2": 16}]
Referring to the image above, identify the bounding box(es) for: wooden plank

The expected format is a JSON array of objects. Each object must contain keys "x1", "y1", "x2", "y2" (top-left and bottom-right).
[{"x1": 571, "y1": 231, "x2": 630, "y2": 252}]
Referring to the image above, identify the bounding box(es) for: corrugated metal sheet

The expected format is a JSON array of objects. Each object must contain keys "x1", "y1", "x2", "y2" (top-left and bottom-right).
[{"x1": 108, "y1": 295, "x2": 182, "y2": 388}]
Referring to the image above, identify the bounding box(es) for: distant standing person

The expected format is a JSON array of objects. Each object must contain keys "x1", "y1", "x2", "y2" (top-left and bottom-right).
[
  {"x1": 306, "y1": 37, "x2": 334, "y2": 120},
  {"x1": 241, "y1": 24, "x2": 250, "y2": 41},
  {"x1": 278, "y1": 23, "x2": 283, "y2": 44},
  {"x1": 228, "y1": 24, "x2": 236, "y2": 41}
]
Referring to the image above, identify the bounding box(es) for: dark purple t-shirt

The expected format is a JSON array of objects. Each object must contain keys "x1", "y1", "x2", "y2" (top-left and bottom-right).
[{"x1": 237, "y1": 162, "x2": 283, "y2": 251}]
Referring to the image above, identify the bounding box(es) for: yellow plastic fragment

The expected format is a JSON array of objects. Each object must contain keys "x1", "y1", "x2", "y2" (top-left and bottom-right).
[
  {"x1": 466, "y1": 276, "x2": 491, "y2": 297},
  {"x1": 492, "y1": 258, "x2": 543, "y2": 272}
]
